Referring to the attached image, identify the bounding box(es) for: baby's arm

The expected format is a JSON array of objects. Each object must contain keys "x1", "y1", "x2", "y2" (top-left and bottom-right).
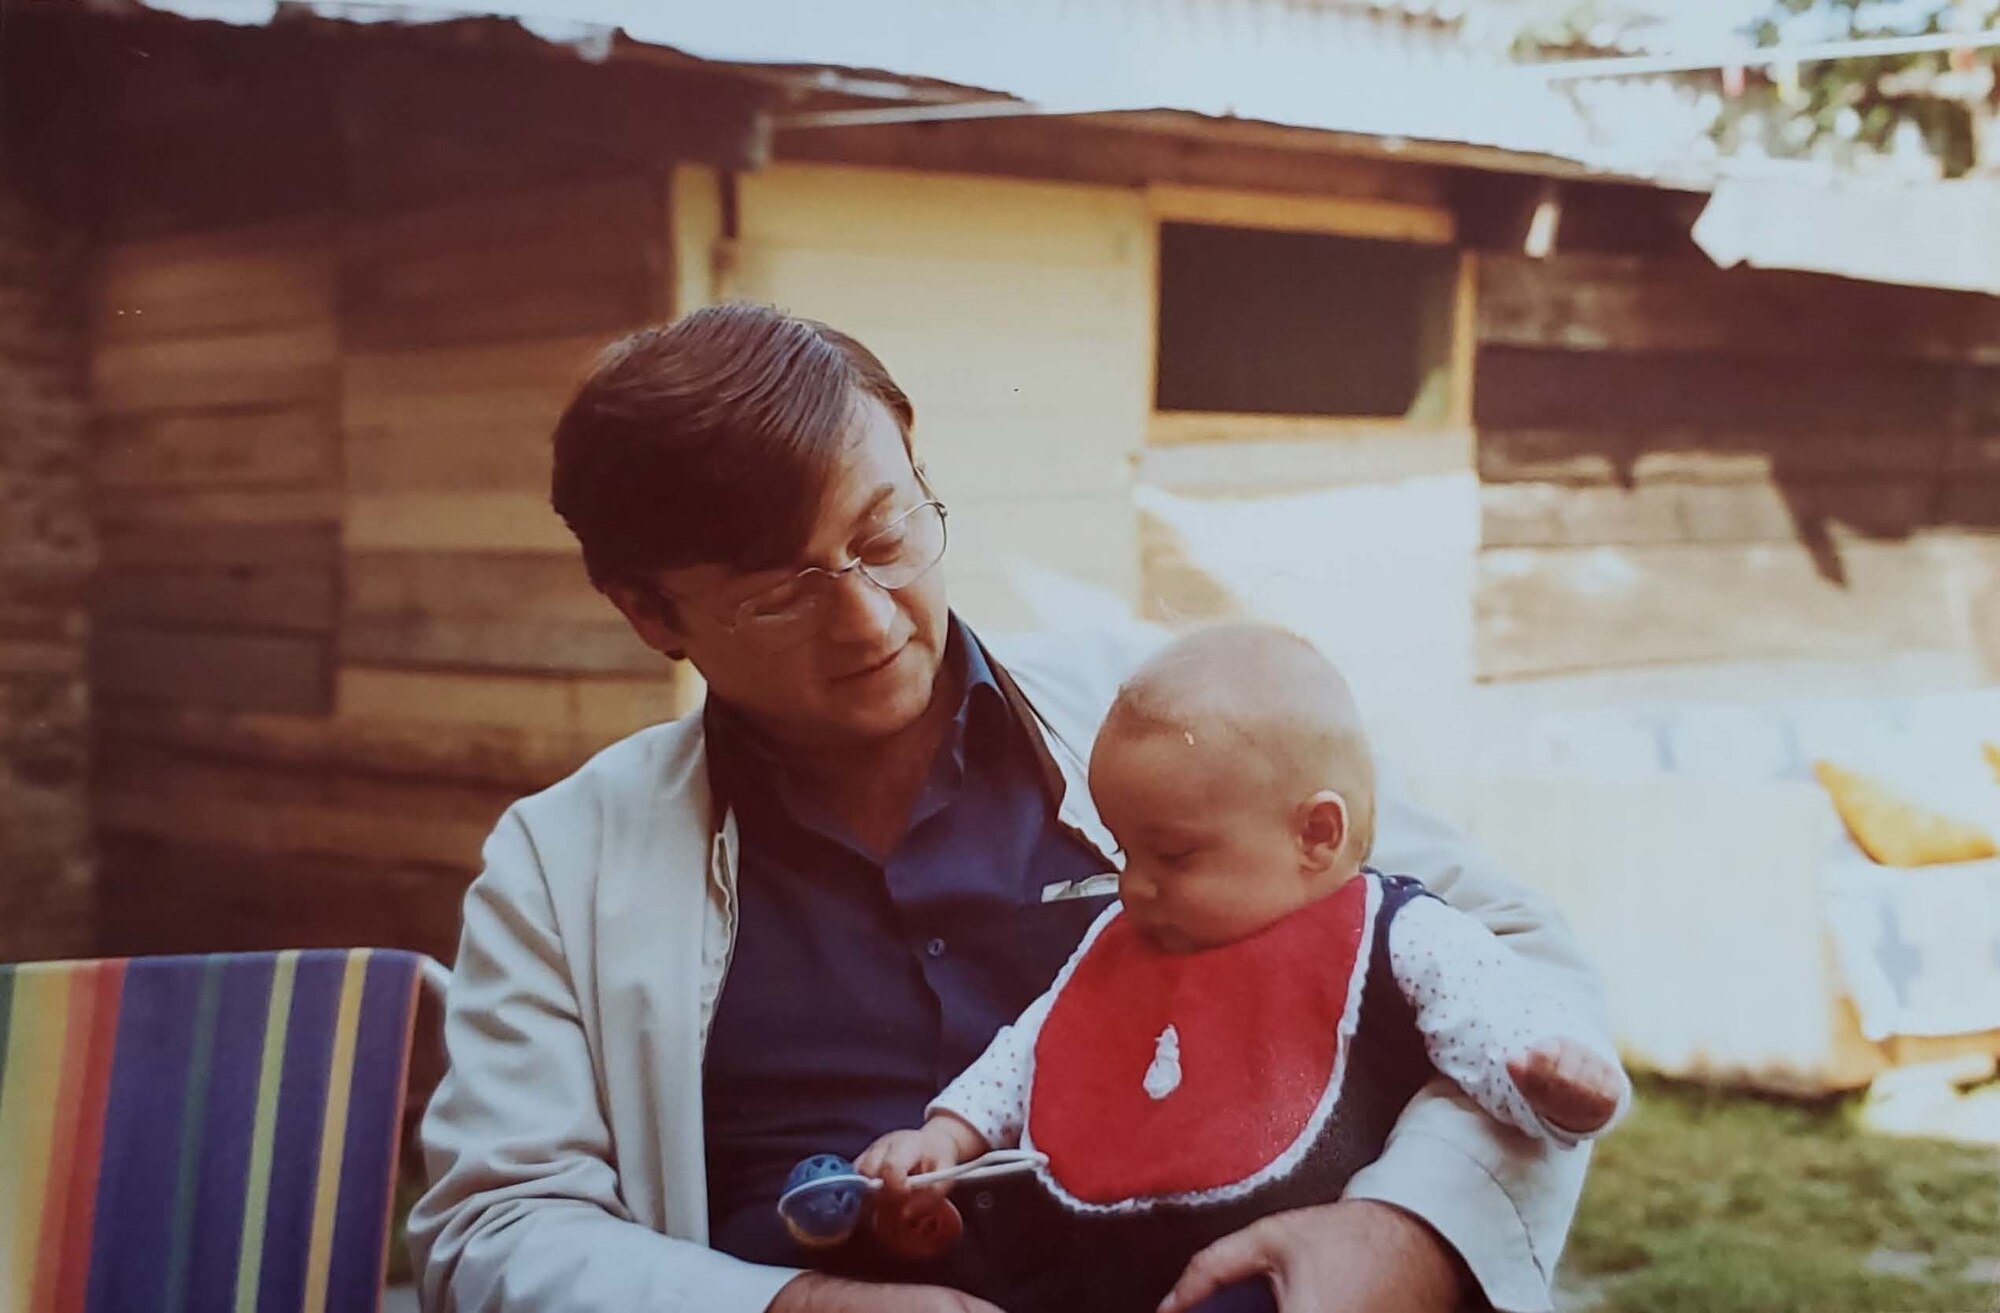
[
  {"x1": 923, "y1": 984, "x2": 1058, "y2": 1151},
  {"x1": 858, "y1": 986, "x2": 1056, "y2": 1209},
  {"x1": 867, "y1": 899, "x2": 1115, "y2": 1195},
  {"x1": 1389, "y1": 893, "x2": 1631, "y2": 1146}
]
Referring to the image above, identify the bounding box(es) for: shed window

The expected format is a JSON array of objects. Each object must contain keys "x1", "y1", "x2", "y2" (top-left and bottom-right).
[{"x1": 1154, "y1": 222, "x2": 1459, "y2": 421}]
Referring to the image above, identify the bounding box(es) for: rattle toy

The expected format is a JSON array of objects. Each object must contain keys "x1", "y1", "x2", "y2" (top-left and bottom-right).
[{"x1": 776, "y1": 1149, "x2": 1047, "y2": 1259}]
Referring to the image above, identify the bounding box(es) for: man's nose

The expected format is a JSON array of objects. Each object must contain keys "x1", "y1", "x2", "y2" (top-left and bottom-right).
[{"x1": 822, "y1": 565, "x2": 897, "y2": 643}]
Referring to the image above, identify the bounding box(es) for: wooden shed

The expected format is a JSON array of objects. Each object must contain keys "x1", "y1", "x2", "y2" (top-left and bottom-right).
[{"x1": 5, "y1": 0, "x2": 1998, "y2": 1029}]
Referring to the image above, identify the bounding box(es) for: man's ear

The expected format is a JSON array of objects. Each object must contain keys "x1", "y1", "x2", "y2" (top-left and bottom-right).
[
  {"x1": 1297, "y1": 791, "x2": 1350, "y2": 874},
  {"x1": 604, "y1": 582, "x2": 689, "y2": 662}
]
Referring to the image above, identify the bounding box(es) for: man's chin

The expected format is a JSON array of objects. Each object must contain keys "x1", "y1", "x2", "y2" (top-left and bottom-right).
[{"x1": 823, "y1": 657, "x2": 934, "y2": 737}]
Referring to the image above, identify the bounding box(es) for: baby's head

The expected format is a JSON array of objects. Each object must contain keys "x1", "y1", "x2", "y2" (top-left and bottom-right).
[{"x1": 1090, "y1": 624, "x2": 1375, "y2": 953}]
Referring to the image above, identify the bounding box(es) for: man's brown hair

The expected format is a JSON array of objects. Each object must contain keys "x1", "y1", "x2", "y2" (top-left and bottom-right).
[{"x1": 550, "y1": 302, "x2": 915, "y2": 593}]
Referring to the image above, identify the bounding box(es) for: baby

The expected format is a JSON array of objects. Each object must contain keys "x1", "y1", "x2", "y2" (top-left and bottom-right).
[{"x1": 859, "y1": 624, "x2": 1628, "y2": 1313}]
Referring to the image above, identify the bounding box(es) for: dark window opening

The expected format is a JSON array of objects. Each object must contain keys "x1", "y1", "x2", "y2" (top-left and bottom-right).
[{"x1": 1154, "y1": 222, "x2": 1459, "y2": 420}]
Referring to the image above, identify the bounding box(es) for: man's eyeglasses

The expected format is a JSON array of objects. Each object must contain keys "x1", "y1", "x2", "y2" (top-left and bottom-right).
[{"x1": 666, "y1": 499, "x2": 949, "y2": 653}]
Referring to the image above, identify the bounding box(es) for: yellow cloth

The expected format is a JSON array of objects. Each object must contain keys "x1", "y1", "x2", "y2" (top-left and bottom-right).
[{"x1": 1813, "y1": 759, "x2": 1998, "y2": 868}]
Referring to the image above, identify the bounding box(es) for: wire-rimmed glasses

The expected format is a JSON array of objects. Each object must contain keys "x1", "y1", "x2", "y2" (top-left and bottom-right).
[{"x1": 672, "y1": 498, "x2": 949, "y2": 653}]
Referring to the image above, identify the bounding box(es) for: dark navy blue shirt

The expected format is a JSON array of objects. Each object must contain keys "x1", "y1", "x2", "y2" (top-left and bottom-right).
[{"x1": 701, "y1": 617, "x2": 1114, "y2": 1274}]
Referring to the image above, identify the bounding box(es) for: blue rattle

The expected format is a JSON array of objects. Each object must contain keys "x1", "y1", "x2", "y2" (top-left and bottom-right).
[{"x1": 777, "y1": 1149, "x2": 1047, "y2": 1256}]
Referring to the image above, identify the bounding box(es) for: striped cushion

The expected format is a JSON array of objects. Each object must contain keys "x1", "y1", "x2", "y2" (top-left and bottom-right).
[{"x1": 0, "y1": 949, "x2": 425, "y2": 1313}]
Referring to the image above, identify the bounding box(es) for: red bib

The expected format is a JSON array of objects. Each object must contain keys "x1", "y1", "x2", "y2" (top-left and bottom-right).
[{"x1": 1026, "y1": 877, "x2": 1377, "y2": 1211}]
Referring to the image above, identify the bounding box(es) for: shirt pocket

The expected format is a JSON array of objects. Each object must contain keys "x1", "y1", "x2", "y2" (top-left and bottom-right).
[{"x1": 1039, "y1": 871, "x2": 1119, "y2": 903}]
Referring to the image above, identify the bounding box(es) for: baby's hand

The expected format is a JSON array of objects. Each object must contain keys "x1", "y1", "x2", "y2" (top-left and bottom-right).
[
  {"x1": 856, "y1": 1119, "x2": 975, "y2": 1200},
  {"x1": 1508, "y1": 1038, "x2": 1628, "y2": 1137}
]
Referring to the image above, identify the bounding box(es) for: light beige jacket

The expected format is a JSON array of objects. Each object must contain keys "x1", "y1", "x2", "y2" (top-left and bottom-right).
[{"x1": 410, "y1": 629, "x2": 1606, "y2": 1313}]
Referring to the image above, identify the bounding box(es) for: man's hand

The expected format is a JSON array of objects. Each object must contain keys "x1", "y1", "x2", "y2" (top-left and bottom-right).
[
  {"x1": 1158, "y1": 1199, "x2": 1469, "y2": 1313},
  {"x1": 768, "y1": 1272, "x2": 1003, "y2": 1313}
]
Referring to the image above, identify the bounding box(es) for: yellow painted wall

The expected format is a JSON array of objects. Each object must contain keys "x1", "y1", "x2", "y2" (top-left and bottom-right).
[{"x1": 675, "y1": 161, "x2": 1154, "y2": 632}]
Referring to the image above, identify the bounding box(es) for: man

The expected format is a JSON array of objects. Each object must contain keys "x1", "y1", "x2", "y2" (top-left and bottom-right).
[{"x1": 408, "y1": 303, "x2": 1607, "y2": 1313}]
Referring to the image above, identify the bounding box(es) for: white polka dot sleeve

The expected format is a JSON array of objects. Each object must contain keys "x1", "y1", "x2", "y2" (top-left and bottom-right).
[
  {"x1": 1388, "y1": 894, "x2": 1631, "y2": 1148},
  {"x1": 925, "y1": 985, "x2": 1057, "y2": 1150}
]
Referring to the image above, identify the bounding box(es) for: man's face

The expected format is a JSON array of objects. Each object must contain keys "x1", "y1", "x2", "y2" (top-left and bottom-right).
[{"x1": 637, "y1": 396, "x2": 951, "y2": 751}]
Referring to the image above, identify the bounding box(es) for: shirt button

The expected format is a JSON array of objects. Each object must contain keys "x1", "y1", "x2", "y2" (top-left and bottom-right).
[
  {"x1": 926, "y1": 937, "x2": 947, "y2": 958},
  {"x1": 975, "y1": 1190, "x2": 996, "y2": 1211}
]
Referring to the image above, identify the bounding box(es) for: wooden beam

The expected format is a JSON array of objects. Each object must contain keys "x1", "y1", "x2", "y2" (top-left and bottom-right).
[
  {"x1": 97, "y1": 488, "x2": 341, "y2": 535},
  {"x1": 343, "y1": 333, "x2": 606, "y2": 406},
  {"x1": 1480, "y1": 479, "x2": 1939, "y2": 549},
  {"x1": 347, "y1": 415, "x2": 551, "y2": 494},
  {"x1": 92, "y1": 324, "x2": 339, "y2": 416},
  {"x1": 92, "y1": 627, "x2": 331, "y2": 714},
  {"x1": 1147, "y1": 184, "x2": 1455, "y2": 244},
  {"x1": 95, "y1": 406, "x2": 337, "y2": 490},
  {"x1": 1474, "y1": 347, "x2": 1964, "y2": 434},
  {"x1": 1449, "y1": 251, "x2": 1478, "y2": 427},
  {"x1": 98, "y1": 522, "x2": 339, "y2": 572},
  {"x1": 97, "y1": 742, "x2": 513, "y2": 872},
  {"x1": 97, "y1": 565, "x2": 337, "y2": 634},
  {"x1": 343, "y1": 175, "x2": 657, "y2": 270},
  {"x1": 1941, "y1": 477, "x2": 2000, "y2": 529},
  {"x1": 97, "y1": 695, "x2": 608, "y2": 791},
  {"x1": 1476, "y1": 541, "x2": 1961, "y2": 681},
  {"x1": 1451, "y1": 171, "x2": 1705, "y2": 258},
  {"x1": 97, "y1": 833, "x2": 469, "y2": 962},
  {"x1": 774, "y1": 114, "x2": 1449, "y2": 207},
  {"x1": 341, "y1": 617, "x2": 661, "y2": 675},
  {"x1": 342, "y1": 552, "x2": 656, "y2": 673},
  {"x1": 95, "y1": 216, "x2": 338, "y2": 342},
  {"x1": 1138, "y1": 423, "x2": 1473, "y2": 493},
  {"x1": 335, "y1": 666, "x2": 570, "y2": 731},
  {"x1": 1478, "y1": 253, "x2": 2000, "y2": 363},
  {"x1": 345, "y1": 551, "x2": 603, "y2": 623},
  {"x1": 1963, "y1": 365, "x2": 2000, "y2": 433},
  {"x1": 1478, "y1": 428, "x2": 1953, "y2": 486},
  {"x1": 96, "y1": 30, "x2": 344, "y2": 235},
  {"x1": 346, "y1": 276, "x2": 653, "y2": 353},
  {"x1": 335, "y1": 667, "x2": 689, "y2": 741},
  {"x1": 344, "y1": 492, "x2": 574, "y2": 553},
  {"x1": 340, "y1": 45, "x2": 770, "y2": 191},
  {"x1": 1097, "y1": 109, "x2": 1599, "y2": 184},
  {"x1": 1151, "y1": 412, "x2": 1420, "y2": 445},
  {"x1": 1140, "y1": 427, "x2": 1481, "y2": 501},
  {"x1": 342, "y1": 176, "x2": 662, "y2": 350}
]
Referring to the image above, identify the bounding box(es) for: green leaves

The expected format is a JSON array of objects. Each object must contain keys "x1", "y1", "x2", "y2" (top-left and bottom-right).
[{"x1": 1724, "y1": 1, "x2": 1998, "y2": 177}]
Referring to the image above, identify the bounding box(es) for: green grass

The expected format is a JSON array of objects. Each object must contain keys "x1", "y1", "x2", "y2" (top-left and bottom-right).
[{"x1": 1563, "y1": 1076, "x2": 2000, "y2": 1313}]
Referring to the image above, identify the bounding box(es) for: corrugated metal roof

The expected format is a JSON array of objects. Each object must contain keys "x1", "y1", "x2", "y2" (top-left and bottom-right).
[
  {"x1": 124, "y1": 2, "x2": 1998, "y2": 294},
  {"x1": 133, "y1": 0, "x2": 1724, "y2": 183},
  {"x1": 1696, "y1": 170, "x2": 2000, "y2": 296}
]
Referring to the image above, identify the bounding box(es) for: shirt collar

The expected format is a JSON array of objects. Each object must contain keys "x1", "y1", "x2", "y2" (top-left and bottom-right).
[{"x1": 953, "y1": 613, "x2": 1005, "y2": 740}]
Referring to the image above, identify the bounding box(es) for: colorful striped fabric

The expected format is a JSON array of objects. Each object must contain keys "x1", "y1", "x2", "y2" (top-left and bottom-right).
[{"x1": 0, "y1": 949, "x2": 426, "y2": 1313}]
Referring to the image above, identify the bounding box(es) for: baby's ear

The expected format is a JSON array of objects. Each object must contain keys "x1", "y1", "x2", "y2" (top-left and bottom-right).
[{"x1": 1297, "y1": 791, "x2": 1350, "y2": 871}]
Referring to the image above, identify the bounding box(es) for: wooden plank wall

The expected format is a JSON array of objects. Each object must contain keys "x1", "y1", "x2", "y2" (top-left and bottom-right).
[
  {"x1": 729, "y1": 162, "x2": 1153, "y2": 630},
  {"x1": 1473, "y1": 252, "x2": 2000, "y2": 682},
  {"x1": 87, "y1": 37, "x2": 691, "y2": 960}
]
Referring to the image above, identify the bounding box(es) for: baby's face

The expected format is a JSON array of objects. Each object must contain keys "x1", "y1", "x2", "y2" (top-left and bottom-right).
[{"x1": 1089, "y1": 722, "x2": 1313, "y2": 953}]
